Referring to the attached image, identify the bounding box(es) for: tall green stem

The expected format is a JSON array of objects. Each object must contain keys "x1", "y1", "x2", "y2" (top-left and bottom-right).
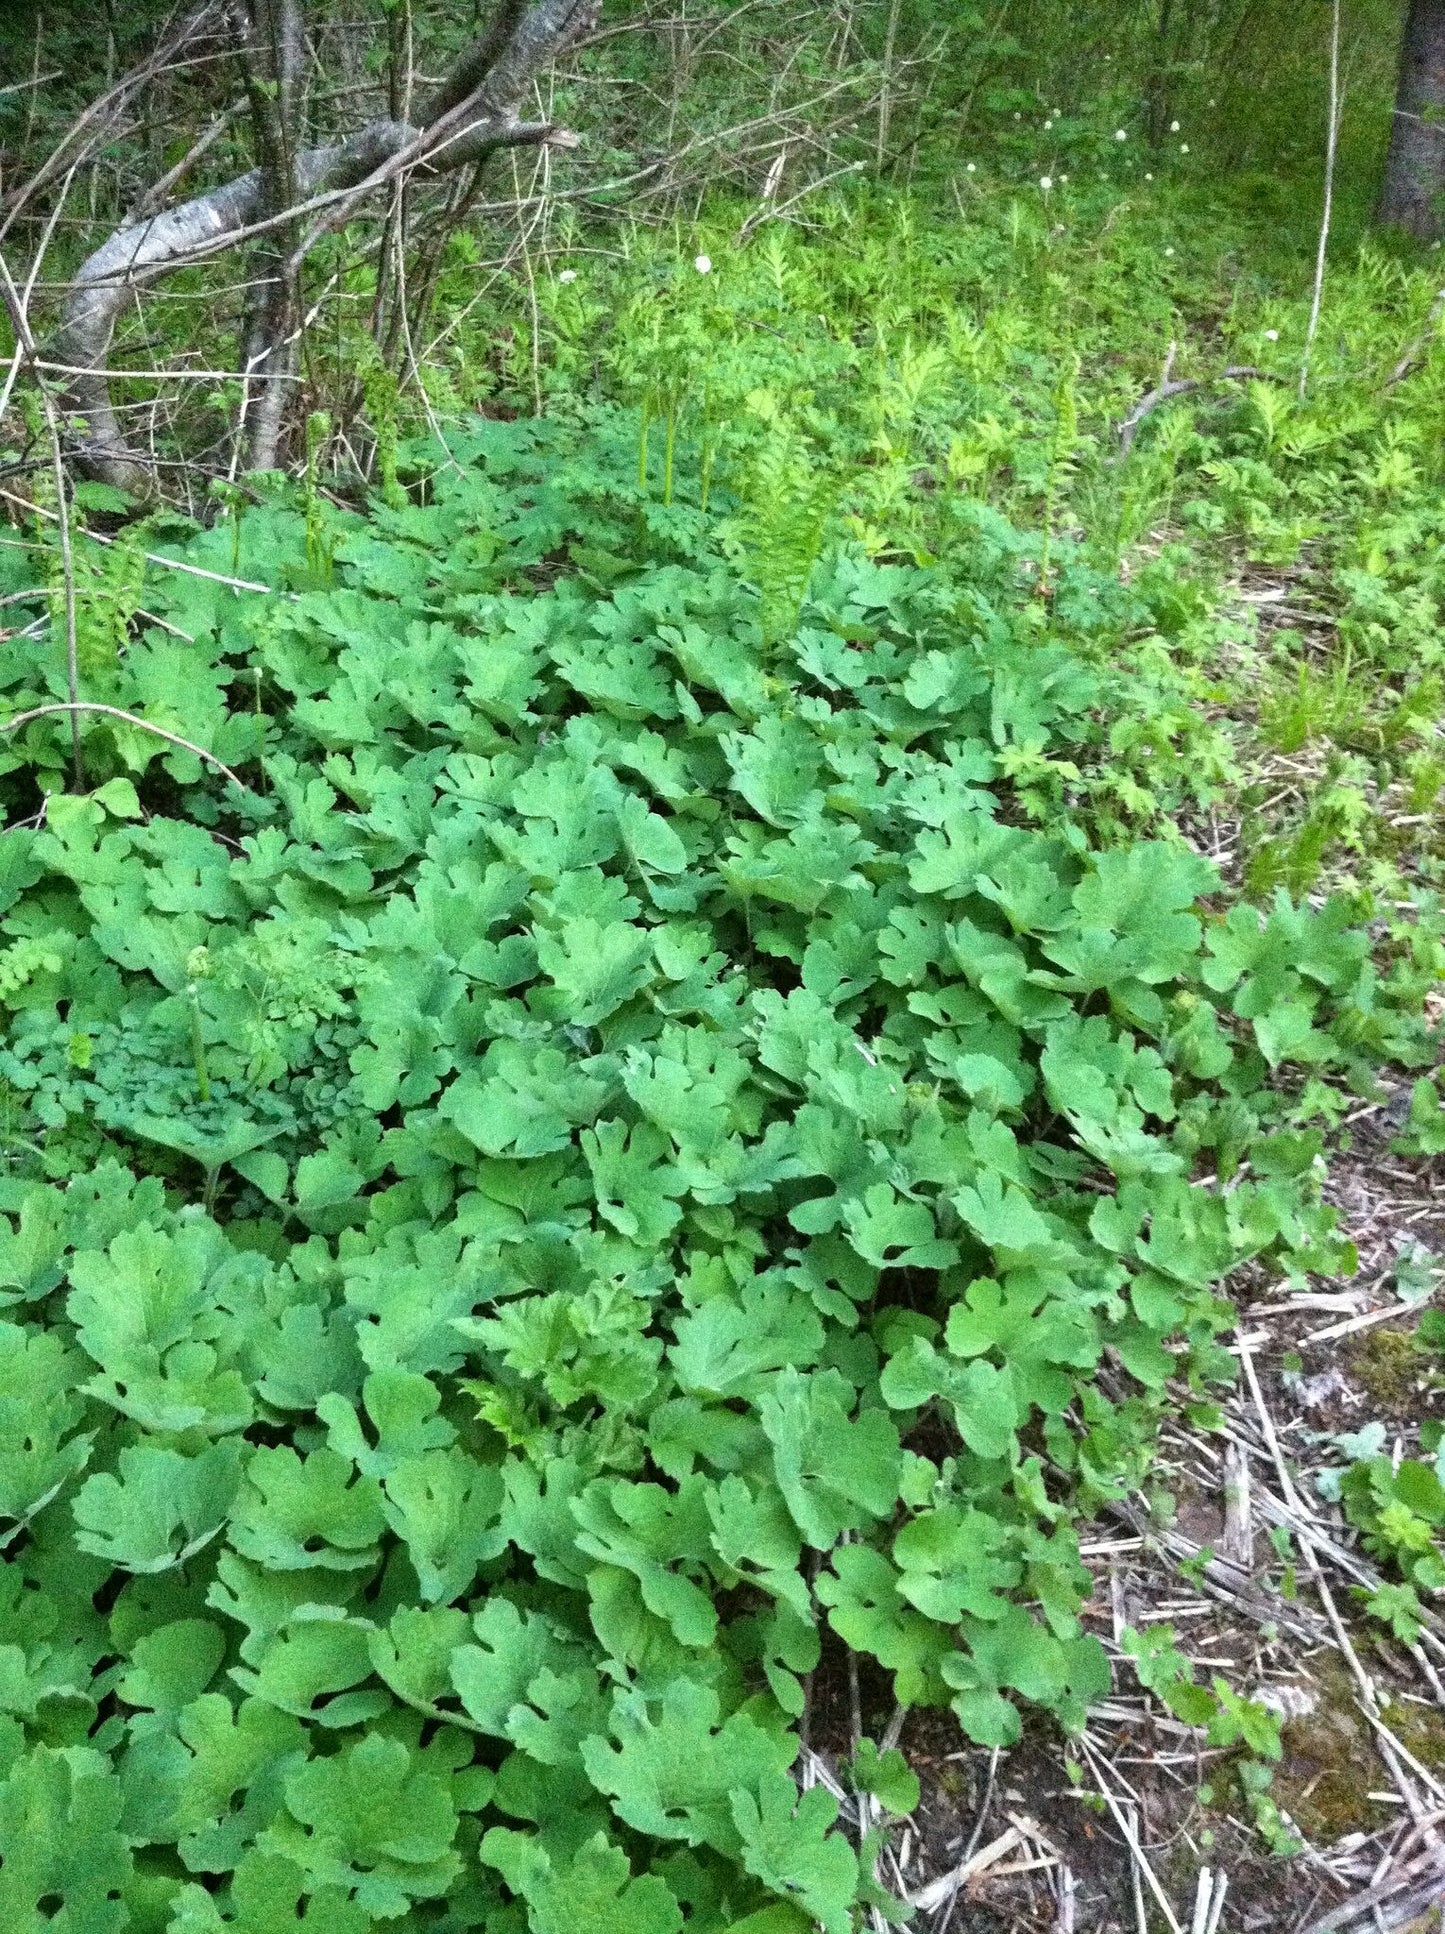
[
  {"x1": 663, "y1": 391, "x2": 678, "y2": 506},
  {"x1": 638, "y1": 395, "x2": 652, "y2": 494}
]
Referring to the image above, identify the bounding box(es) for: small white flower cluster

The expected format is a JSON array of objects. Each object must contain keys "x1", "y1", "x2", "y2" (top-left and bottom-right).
[
  {"x1": 695, "y1": 254, "x2": 712, "y2": 274},
  {"x1": 558, "y1": 268, "x2": 578, "y2": 284},
  {"x1": 1264, "y1": 328, "x2": 1279, "y2": 341}
]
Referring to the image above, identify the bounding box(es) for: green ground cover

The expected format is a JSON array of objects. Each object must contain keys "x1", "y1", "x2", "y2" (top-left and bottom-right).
[{"x1": 2, "y1": 100, "x2": 1445, "y2": 1930}]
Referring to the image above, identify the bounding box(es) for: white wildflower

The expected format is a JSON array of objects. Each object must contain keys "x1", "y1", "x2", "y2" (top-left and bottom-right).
[
  {"x1": 966, "y1": 162, "x2": 977, "y2": 172},
  {"x1": 558, "y1": 268, "x2": 578, "y2": 284},
  {"x1": 1164, "y1": 246, "x2": 1176, "y2": 257},
  {"x1": 1115, "y1": 128, "x2": 1127, "y2": 141},
  {"x1": 1264, "y1": 328, "x2": 1279, "y2": 341},
  {"x1": 1180, "y1": 143, "x2": 1189, "y2": 154},
  {"x1": 1043, "y1": 120, "x2": 1053, "y2": 131},
  {"x1": 694, "y1": 253, "x2": 712, "y2": 274},
  {"x1": 1170, "y1": 120, "x2": 1181, "y2": 133},
  {"x1": 1039, "y1": 175, "x2": 1053, "y2": 191}
]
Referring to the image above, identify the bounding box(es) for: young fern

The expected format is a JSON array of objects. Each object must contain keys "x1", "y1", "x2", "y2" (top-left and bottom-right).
[
  {"x1": 26, "y1": 398, "x2": 144, "y2": 683},
  {"x1": 358, "y1": 346, "x2": 407, "y2": 513},
  {"x1": 721, "y1": 400, "x2": 837, "y2": 645},
  {"x1": 303, "y1": 411, "x2": 336, "y2": 580}
]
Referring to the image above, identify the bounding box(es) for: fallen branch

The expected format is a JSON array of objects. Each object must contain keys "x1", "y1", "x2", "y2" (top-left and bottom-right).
[
  {"x1": 0, "y1": 702, "x2": 244, "y2": 789},
  {"x1": 1387, "y1": 286, "x2": 1445, "y2": 386},
  {"x1": 1118, "y1": 365, "x2": 1264, "y2": 455}
]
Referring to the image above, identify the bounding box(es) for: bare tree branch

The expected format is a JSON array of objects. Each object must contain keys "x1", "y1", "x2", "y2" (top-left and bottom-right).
[
  {"x1": 49, "y1": 0, "x2": 599, "y2": 490},
  {"x1": 0, "y1": 253, "x2": 85, "y2": 788},
  {"x1": 0, "y1": 704, "x2": 244, "y2": 789},
  {"x1": 0, "y1": 6, "x2": 226, "y2": 244},
  {"x1": 423, "y1": 0, "x2": 529, "y2": 122},
  {"x1": 125, "y1": 99, "x2": 247, "y2": 226},
  {"x1": 1118, "y1": 365, "x2": 1263, "y2": 455}
]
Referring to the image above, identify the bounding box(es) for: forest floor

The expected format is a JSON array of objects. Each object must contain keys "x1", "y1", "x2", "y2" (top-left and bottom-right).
[
  {"x1": 882, "y1": 533, "x2": 1445, "y2": 1927},
  {"x1": 841, "y1": 544, "x2": 1445, "y2": 1931},
  {"x1": 810, "y1": 1073, "x2": 1445, "y2": 1932},
  {"x1": 793, "y1": 1083, "x2": 1445, "y2": 1926}
]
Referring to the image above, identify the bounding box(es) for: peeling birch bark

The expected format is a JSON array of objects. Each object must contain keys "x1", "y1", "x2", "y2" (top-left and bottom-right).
[{"x1": 50, "y1": 0, "x2": 597, "y2": 490}]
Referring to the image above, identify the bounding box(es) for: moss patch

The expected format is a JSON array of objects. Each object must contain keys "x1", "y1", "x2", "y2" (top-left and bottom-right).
[
  {"x1": 1350, "y1": 1326, "x2": 1427, "y2": 1418},
  {"x1": 1384, "y1": 1696, "x2": 1445, "y2": 1772},
  {"x1": 1272, "y1": 1666, "x2": 1394, "y2": 1845}
]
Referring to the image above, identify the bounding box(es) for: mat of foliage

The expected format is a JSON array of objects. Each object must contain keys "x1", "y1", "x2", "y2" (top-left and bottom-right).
[{"x1": 0, "y1": 416, "x2": 1434, "y2": 1933}]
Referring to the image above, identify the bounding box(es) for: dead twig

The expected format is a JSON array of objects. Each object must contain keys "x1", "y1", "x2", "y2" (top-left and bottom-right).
[
  {"x1": 1119, "y1": 366, "x2": 1264, "y2": 455},
  {"x1": 1080, "y1": 1737, "x2": 1184, "y2": 1934},
  {"x1": 1387, "y1": 286, "x2": 1445, "y2": 386},
  {"x1": 0, "y1": 70, "x2": 63, "y2": 100},
  {"x1": 0, "y1": 6, "x2": 226, "y2": 243},
  {"x1": 1205, "y1": 1868, "x2": 1229, "y2": 1934},
  {"x1": 1221, "y1": 1437, "x2": 1254, "y2": 1568},
  {"x1": 1299, "y1": 1817, "x2": 1445, "y2": 1932},
  {"x1": 910, "y1": 1825, "x2": 1025, "y2": 1918},
  {"x1": 0, "y1": 703, "x2": 244, "y2": 788},
  {"x1": 1054, "y1": 1862, "x2": 1077, "y2": 1933},
  {"x1": 1299, "y1": 0, "x2": 1341, "y2": 399},
  {"x1": 0, "y1": 253, "x2": 84, "y2": 788},
  {"x1": 737, "y1": 155, "x2": 864, "y2": 240},
  {"x1": 0, "y1": 486, "x2": 284, "y2": 595}
]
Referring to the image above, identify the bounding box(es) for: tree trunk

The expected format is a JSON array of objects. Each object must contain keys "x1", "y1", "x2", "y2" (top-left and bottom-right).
[
  {"x1": 236, "y1": 0, "x2": 308, "y2": 471},
  {"x1": 1145, "y1": 0, "x2": 1178, "y2": 149},
  {"x1": 50, "y1": 0, "x2": 596, "y2": 492},
  {"x1": 1380, "y1": 0, "x2": 1445, "y2": 239}
]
